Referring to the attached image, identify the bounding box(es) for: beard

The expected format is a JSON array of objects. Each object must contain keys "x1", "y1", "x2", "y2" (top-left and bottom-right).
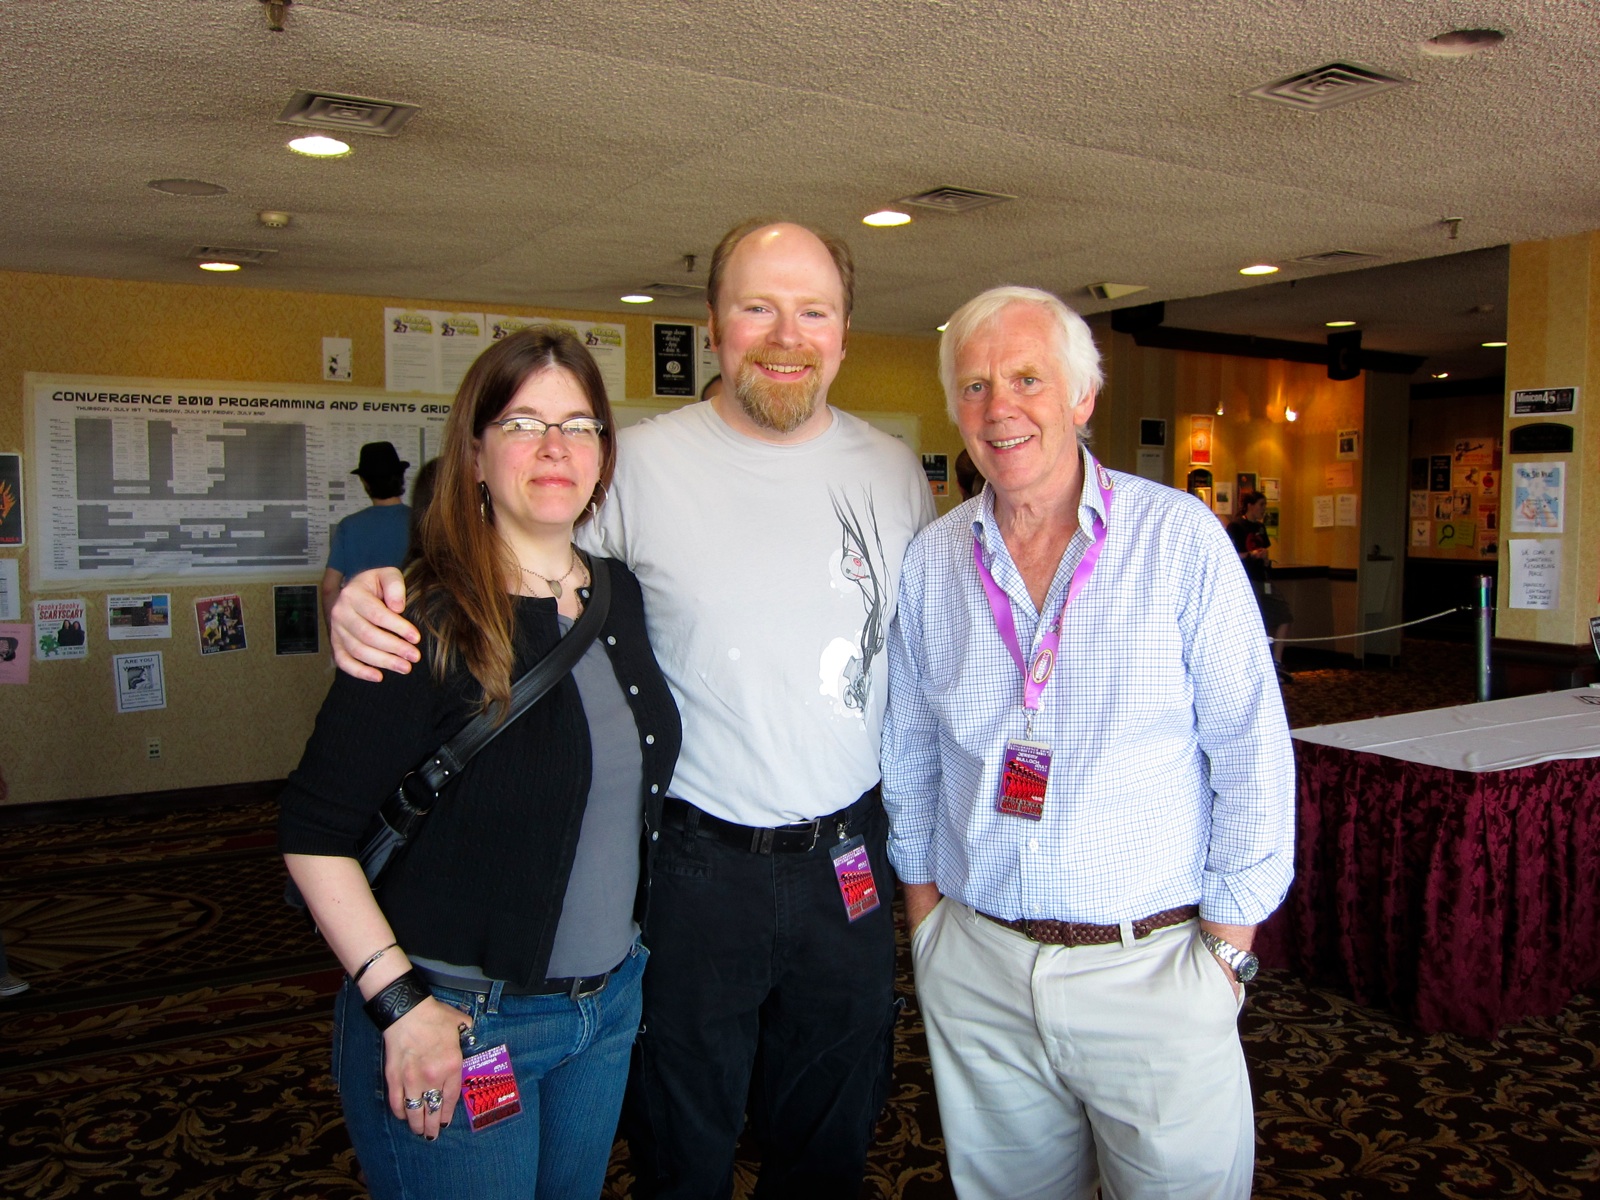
[{"x1": 733, "y1": 348, "x2": 824, "y2": 433}]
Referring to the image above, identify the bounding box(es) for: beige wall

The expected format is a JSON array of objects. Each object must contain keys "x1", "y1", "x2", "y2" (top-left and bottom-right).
[{"x1": 0, "y1": 269, "x2": 956, "y2": 806}]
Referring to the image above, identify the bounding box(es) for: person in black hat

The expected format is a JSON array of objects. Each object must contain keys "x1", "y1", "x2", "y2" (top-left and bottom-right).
[{"x1": 322, "y1": 442, "x2": 412, "y2": 628}]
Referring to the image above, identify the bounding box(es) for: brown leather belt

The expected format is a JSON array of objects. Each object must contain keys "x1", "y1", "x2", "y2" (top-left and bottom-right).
[{"x1": 977, "y1": 904, "x2": 1198, "y2": 947}]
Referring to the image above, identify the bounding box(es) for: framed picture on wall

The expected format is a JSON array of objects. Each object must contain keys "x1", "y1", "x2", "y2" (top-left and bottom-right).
[
  {"x1": 1213, "y1": 481, "x2": 1234, "y2": 515},
  {"x1": 1236, "y1": 472, "x2": 1257, "y2": 498},
  {"x1": 1189, "y1": 415, "x2": 1213, "y2": 465}
]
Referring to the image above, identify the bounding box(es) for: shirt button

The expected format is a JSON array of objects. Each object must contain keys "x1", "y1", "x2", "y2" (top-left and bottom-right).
[
  {"x1": 651, "y1": 831, "x2": 659, "y2": 842},
  {"x1": 1028, "y1": 838, "x2": 1039, "y2": 852},
  {"x1": 629, "y1": 685, "x2": 639, "y2": 695},
  {"x1": 645, "y1": 734, "x2": 655, "y2": 744},
  {"x1": 607, "y1": 636, "x2": 616, "y2": 645},
  {"x1": 650, "y1": 784, "x2": 659, "y2": 794}
]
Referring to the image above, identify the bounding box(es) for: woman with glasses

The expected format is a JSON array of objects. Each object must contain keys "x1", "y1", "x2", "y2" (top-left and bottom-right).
[{"x1": 280, "y1": 327, "x2": 680, "y2": 1199}]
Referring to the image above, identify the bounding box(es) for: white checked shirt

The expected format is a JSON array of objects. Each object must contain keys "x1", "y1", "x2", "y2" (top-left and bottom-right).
[{"x1": 882, "y1": 447, "x2": 1295, "y2": 927}]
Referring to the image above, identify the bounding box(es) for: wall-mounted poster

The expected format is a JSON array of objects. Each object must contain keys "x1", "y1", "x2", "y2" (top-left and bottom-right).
[
  {"x1": 1410, "y1": 519, "x2": 1430, "y2": 547},
  {"x1": 107, "y1": 594, "x2": 171, "y2": 641},
  {"x1": 1313, "y1": 496, "x2": 1334, "y2": 528},
  {"x1": 1213, "y1": 481, "x2": 1234, "y2": 515},
  {"x1": 653, "y1": 323, "x2": 697, "y2": 398},
  {"x1": 1335, "y1": 494, "x2": 1359, "y2": 527},
  {"x1": 1510, "y1": 462, "x2": 1564, "y2": 533},
  {"x1": 1259, "y1": 478, "x2": 1280, "y2": 503},
  {"x1": 34, "y1": 598, "x2": 87, "y2": 660},
  {"x1": 274, "y1": 584, "x2": 320, "y2": 656},
  {"x1": 921, "y1": 453, "x2": 948, "y2": 498},
  {"x1": 113, "y1": 651, "x2": 166, "y2": 712},
  {"x1": 1410, "y1": 457, "x2": 1429, "y2": 490},
  {"x1": 1509, "y1": 538, "x2": 1561, "y2": 609},
  {"x1": 1189, "y1": 416, "x2": 1213, "y2": 465},
  {"x1": 1429, "y1": 455, "x2": 1453, "y2": 493},
  {"x1": 0, "y1": 454, "x2": 21, "y2": 547},
  {"x1": 195, "y1": 594, "x2": 248, "y2": 655},
  {"x1": 0, "y1": 622, "x2": 29, "y2": 684},
  {"x1": 1335, "y1": 429, "x2": 1359, "y2": 460},
  {"x1": 1236, "y1": 472, "x2": 1257, "y2": 498},
  {"x1": 1453, "y1": 437, "x2": 1495, "y2": 467},
  {"x1": 1436, "y1": 520, "x2": 1475, "y2": 550},
  {"x1": 1409, "y1": 491, "x2": 1429, "y2": 519},
  {"x1": 1510, "y1": 386, "x2": 1577, "y2": 416}
]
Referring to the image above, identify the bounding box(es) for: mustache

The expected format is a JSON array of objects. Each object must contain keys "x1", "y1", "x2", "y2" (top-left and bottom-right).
[{"x1": 742, "y1": 347, "x2": 821, "y2": 372}]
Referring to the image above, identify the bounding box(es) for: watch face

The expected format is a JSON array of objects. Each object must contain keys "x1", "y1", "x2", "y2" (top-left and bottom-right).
[{"x1": 1236, "y1": 953, "x2": 1260, "y2": 983}]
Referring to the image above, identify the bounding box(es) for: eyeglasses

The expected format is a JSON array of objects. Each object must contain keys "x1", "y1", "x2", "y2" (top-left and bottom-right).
[{"x1": 488, "y1": 416, "x2": 605, "y2": 441}]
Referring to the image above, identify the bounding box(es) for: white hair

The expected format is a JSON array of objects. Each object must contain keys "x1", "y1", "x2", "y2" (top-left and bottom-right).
[{"x1": 938, "y1": 285, "x2": 1104, "y2": 423}]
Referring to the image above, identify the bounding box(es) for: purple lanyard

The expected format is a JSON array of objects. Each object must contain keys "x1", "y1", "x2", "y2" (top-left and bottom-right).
[{"x1": 972, "y1": 462, "x2": 1115, "y2": 718}]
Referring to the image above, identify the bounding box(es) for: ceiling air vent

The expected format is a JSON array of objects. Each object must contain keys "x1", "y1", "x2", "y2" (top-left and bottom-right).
[
  {"x1": 899, "y1": 187, "x2": 1016, "y2": 214},
  {"x1": 189, "y1": 246, "x2": 278, "y2": 265},
  {"x1": 1293, "y1": 249, "x2": 1382, "y2": 267},
  {"x1": 1246, "y1": 63, "x2": 1410, "y2": 112},
  {"x1": 277, "y1": 90, "x2": 420, "y2": 137},
  {"x1": 641, "y1": 282, "x2": 705, "y2": 300}
]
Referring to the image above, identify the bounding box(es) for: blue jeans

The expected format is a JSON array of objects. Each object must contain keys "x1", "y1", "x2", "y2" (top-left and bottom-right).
[{"x1": 334, "y1": 942, "x2": 645, "y2": 1200}]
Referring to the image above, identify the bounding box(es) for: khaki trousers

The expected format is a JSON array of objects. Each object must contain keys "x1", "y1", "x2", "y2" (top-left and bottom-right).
[{"x1": 911, "y1": 900, "x2": 1254, "y2": 1200}]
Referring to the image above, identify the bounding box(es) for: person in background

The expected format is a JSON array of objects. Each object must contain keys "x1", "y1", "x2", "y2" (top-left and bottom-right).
[
  {"x1": 322, "y1": 442, "x2": 412, "y2": 628},
  {"x1": 1227, "y1": 490, "x2": 1294, "y2": 683},
  {"x1": 884, "y1": 285, "x2": 1294, "y2": 1199},
  {"x1": 280, "y1": 327, "x2": 680, "y2": 1199},
  {"x1": 403, "y1": 457, "x2": 440, "y2": 566},
  {"x1": 325, "y1": 219, "x2": 934, "y2": 1198},
  {"x1": 955, "y1": 448, "x2": 985, "y2": 501},
  {"x1": 699, "y1": 373, "x2": 724, "y2": 403}
]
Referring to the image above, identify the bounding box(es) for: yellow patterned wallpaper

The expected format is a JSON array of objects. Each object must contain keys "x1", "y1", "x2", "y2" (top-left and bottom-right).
[{"x1": 0, "y1": 270, "x2": 950, "y2": 807}]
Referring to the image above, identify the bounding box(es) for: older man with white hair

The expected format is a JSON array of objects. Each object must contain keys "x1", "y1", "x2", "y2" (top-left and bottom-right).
[{"x1": 882, "y1": 286, "x2": 1294, "y2": 1199}]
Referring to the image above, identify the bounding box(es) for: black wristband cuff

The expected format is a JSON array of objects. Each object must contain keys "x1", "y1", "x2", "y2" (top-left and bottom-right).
[{"x1": 363, "y1": 968, "x2": 433, "y2": 1031}]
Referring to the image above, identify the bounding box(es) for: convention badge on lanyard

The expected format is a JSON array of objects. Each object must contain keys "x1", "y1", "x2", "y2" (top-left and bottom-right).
[{"x1": 974, "y1": 463, "x2": 1114, "y2": 820}]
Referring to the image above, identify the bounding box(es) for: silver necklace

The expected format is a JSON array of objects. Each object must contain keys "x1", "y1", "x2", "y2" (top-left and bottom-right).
[{"x1": 520, "y1": 547, "x2": 582, "y2": 599}]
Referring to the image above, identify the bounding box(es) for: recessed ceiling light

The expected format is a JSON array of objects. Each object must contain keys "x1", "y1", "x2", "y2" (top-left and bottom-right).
[
  {"x1": 148, "y1": 178, "x2": 228, "y2": 197},
  {"x1": 620, "y1": 294, "x2": 653, "y2": 304},
  {"x1": 288, "y1": 135, "x2": 351, "y2": 158},
  {"x1": 1420, "y1": 29, "x2": 1505, "y2": 58},
  {"x1": 1239, "y1": 264, "x2": 1279, "y2": 276},
  {"x1": 1431, "y1": 372, "x2": 1450, "y2": 379},
  {"x1": 862, "y1": 210, "x2": 912, "y2": 227},
  {"x1": 1325, "y1": 319, "x2": 1357, "y2": 328},
  {"x1": 198, "y1": 261, "x2": 242, "y2": 272},
  {"x1": 936, "y1": 323, "x2": 948, "y2": 332},
  {"x1": 1481, "y1": 340, "x2": 1507, "y2": 348}
]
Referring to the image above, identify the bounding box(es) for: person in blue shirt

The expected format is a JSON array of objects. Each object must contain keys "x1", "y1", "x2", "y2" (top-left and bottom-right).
[
  {"x1": 883, "y1": 285, "x2": 1295, "y2": 1200},
  {"x1": 322, "y1": 442, "x2": 412, "y2": 628}
]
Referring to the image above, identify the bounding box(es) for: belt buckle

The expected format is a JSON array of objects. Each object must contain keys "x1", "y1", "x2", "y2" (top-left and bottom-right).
[
  {"x1": 568, "y1": 974, "x2": 607, "y2": 1001},
  {"x1": 803, "y1": 818, "x2": 822, "y2": 852}
]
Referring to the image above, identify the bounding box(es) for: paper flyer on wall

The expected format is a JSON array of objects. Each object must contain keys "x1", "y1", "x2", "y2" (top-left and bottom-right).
[
  {"x1": 34, "y1": 597, "x2": 87, "y2": 660},
  {"x1": 698, "y1": 326, "x2": 719, "y2": 391},
  {"x1": 195, "y1": 593, "x2": 247, "y2": 654},
  {"x1": 437, "y1": 312, "x2": 488, "y2": 396},
  {"x1": 0, "y1": 622, "x2": 29, "y2": 684},
  {"x1": 113, "y1": 651, "x2": 166, "y2": 712},
  {"x1": 0, "y1": 453, "x2": 22, "y2": 546},
  {"x1": 107, "y1": 593, "x2": 172, "y2": 640},
  {"x1": 1509, "y1": 539, "x2": 1560, "y2": 609},
  {"x1": 1312, "y1": 496, "x2": 1334, "y2": 528},
  {"x1": 1335, "y1": 494, "x2": 1359, "y2": 527},
  {"x1": 0, "y1": 558, "x2": 18, "y2": 620},
  {"x1": 1510, "y1": 462, "x2": 1564, "y2": 533},
  {"x1": 485, "y1": 315, "x2": 628, "y2": 404},
  {"x1": 384, "y1": 309, "x2": 437, "y2": 393},
  {"x1": 274, "y1": 584, "x2": 320, "y2": 655}
]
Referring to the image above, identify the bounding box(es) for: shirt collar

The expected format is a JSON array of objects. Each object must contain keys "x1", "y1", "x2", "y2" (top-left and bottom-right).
[{"x1": 971, "y1": 442, "x2": 1110, "y2": 555}]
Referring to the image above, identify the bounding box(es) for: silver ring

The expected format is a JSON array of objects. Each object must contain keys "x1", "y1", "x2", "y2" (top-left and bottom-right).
[
  {"x1": 423, "y1": 1088, "x2": 443, "y2": 1114},
  {"x1": 404, "y1": 1096, "x2": 423, "y2": 1110}
]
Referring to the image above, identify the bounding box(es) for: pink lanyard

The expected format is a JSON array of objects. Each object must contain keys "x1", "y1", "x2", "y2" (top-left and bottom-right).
[{"x1": 972, "y1": 463, "x2": 1115, "y2": 726}]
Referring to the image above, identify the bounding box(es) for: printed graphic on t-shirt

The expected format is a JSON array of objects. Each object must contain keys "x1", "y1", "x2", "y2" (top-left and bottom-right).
[{"x1": 820, "y1": 490, "x2": 887, "y2": 718}]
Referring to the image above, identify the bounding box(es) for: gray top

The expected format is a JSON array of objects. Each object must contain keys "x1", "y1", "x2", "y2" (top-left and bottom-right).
[
  {"x1": 412, "y1": 614, "x2": 644, "y2": 985},
  {"x1": 546, "y1": 613, "x2": 644, "y2": 975}
]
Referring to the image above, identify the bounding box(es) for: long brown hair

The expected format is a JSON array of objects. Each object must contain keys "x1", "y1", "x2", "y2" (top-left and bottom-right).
[{"x1": 406, "y1": 326, "x2": 617, "y2": 715}]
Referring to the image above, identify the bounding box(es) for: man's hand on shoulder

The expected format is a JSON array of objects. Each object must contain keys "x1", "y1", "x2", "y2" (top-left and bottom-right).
[{"x1": 329, "y1": 567, "x2": 420, "y2": 681}]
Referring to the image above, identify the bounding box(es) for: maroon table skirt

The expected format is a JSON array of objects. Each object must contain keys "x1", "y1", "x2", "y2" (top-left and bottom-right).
[{"x1": 1254, "y1": 739, "x2": 1600, "y2": 1037}]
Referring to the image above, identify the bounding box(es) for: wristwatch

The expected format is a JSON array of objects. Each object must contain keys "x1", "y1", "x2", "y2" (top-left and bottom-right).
[{"x1": 1199, "y1": 931, "x2": 1259, "y2": 983}]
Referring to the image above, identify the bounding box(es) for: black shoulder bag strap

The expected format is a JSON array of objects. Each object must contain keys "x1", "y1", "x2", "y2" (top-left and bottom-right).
[{"x1": 285, "y1": 559, "x2": 613, "y2": 909}]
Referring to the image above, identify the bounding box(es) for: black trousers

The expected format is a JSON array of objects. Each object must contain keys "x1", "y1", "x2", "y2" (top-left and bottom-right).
[{"x1": 628, "y1": 791, "x2": 898, "y2": 1199}]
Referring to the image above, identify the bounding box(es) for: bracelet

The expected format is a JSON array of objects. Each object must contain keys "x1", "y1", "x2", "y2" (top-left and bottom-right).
[
  {"x1": 351, "y1": 941, "x2": 399, "y2": 986},
  {"x1": 364, "y1": 969, "x2": 433, "y2": 1032}
]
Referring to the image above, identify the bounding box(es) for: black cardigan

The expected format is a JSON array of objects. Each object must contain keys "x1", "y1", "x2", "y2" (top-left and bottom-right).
[{"x1": 278, "y1": 556, "x2": 681, "y2": 987}]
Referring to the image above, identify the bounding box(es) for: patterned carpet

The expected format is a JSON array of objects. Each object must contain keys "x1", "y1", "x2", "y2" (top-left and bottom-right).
[{"x1": 4, "y1": 641, "x2": 1593, "y2": 1198}]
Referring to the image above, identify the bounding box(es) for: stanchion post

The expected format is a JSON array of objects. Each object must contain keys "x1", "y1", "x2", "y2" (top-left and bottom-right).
[{"x1": 1475, "y1": 574, "x2": 1492, "y2": 702}]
